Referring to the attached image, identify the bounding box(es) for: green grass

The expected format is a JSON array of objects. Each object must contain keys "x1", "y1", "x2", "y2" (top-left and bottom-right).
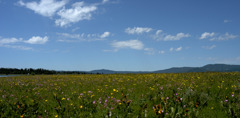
[{"x1": 0, "y1": 72, "x2": 239, "y2": 117}]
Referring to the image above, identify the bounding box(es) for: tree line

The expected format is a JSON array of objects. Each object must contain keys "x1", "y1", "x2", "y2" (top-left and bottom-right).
[{"x1": 0, "y1": 68, "x2": 89, "y2": 75}]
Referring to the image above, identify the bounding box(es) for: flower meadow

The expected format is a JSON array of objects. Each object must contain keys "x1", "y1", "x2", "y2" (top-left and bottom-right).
[{"x1": 0, "y1": 72, "x2": 239, "y2": 117}]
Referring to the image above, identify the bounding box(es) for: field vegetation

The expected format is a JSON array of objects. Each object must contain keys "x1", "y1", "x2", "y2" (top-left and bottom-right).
[{"x1": 0, "y1": 72, "x2": 239, "y2": 117}]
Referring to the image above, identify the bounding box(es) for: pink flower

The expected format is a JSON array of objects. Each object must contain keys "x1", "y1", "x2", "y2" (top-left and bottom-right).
[{"x1": 93, "y1": 101, "x2": 96, "y2": 104}]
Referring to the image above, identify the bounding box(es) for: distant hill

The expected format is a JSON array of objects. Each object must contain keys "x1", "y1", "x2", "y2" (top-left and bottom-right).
[
  {"x1": 1, "y1": 64, "x2": 240, "y2": 75},
  {"x1": 90, "y1": 64, "x2": 240, "y2": 74}
]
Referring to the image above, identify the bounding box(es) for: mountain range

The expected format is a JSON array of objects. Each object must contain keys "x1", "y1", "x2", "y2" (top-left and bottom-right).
[{"x1": 89, "y1": 64, "x2": 240, "y2": 74}]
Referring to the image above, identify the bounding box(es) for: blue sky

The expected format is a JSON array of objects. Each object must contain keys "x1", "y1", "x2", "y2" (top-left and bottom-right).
[{"x1": 0, "y1": 0, "x2": 240, "y2": 71}]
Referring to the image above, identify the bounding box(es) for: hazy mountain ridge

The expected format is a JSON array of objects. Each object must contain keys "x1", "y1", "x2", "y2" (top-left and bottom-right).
[{"x1": 90, "y1": 64, "x2": 240, "y2": 74}]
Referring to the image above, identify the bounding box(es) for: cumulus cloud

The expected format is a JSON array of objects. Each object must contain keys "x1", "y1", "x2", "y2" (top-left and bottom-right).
[
  {"x1": 175, "y1": 46, "x2": 182, "y2": 51},
  {"x1": 169, "y1": 47, "x2": 182, "y2": 52},
  {"x1": 111, "y1": 40, "x2": 144, "y2": 50},
  {"x1": 0, "y1": 37, "x2": 22, "y2": 44},
  {"x1": 100, "y1": 32, "x2": 110, "y2": 38},
  {"x1": 0, "y1": 36, "x2": 47, "y2": 50},
  {"x1": 216, "y1": 33, "x2": 237, "y2": 41},
  {"x1": 200, "y1": 32, "x2": 215, "y2": 39},
  {"x1": 24, "y1": 36, "x2": 48, "y2": 44},
  {"x1": 125, "y1": 27, "x2": 152, "y2": 34},
  {"x1": 154, "y1": 30, "x2": 190, "y2": 41},
  {"x1": 200, "y1": 32, "x2": 237, "y2": 41},
  {"x1": 19, "y1": 0, "x2": 108, "y2": 27},
  {"x1": 55, "y1": 2, "x2": 97, "y2": 27},
  {"x1": 163, "y1": 33, "x2": 190, "y2": 41},
  {"x1": 18, "y1": 0, "x2": 67, "y2": 17},
  {"x1": 155, "y1": 30, "x2": 163, "y2": 35}
]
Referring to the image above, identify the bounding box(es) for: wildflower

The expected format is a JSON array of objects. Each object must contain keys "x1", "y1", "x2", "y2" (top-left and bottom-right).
[
  {"x1": 175, "y1": 93, "x2": 178, "y2": 96},
  {"x1": 158, "y1": 110, "x2": 164, "y2": 114},
  {"x1": 45, "y1": 100, "x2": 48, "y2": 102},
  {"x1": 80, "y1": 93, "x2": 83, "y2": 96},
  {"x1": 119, "y1": 103, "x2": 121, "y2": 105},
  {"x1": 113, "y1": 89, "x2": 116, "y2": 92},
  {"x1": 62, "y1": 97, "x2": 66, "y2": 100},
  {"x1": 20, "y1": 114, "x2": 24, "y2": 118},
  {"x1": 80, "y1": 105, "x2": 83, "y2": 109},
  {"x1": 211, "y1": 107, "x2": 214, "y2": 109},
  {"x1": 93, "y1": 101, "x2": 96, "y2": 104},
  {"x1": 55, "y1": 115, "x2": 58, "y2": 117},
  {"x1": 232, "y1": 94, "x2": 234, "y2": 97},
  {"x1": 225, "y1": 99, "x2": 228, "y2": 102},
  {"x1": 166, "y1": 97, "x2": 169, "y2": 100},
  {"x1": 67, "y1": 98, "x2": 70, "y2": 101}
]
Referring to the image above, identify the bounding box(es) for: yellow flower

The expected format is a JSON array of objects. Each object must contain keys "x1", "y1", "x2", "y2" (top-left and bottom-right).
[
  {"x1": 45, "y1": 100, "x2": 48, "y2": 102},
  {"x1": 119, "y1": 103, "x2": 121, "y2": 105},
  {"x1": 113, "y1": 89, "x2": 116, "y2": 92},
  {"x1": 158, "y1": 110, "x2": 162, "y2": 114},
  {"x1": 55, "y1": 115, "x2": 58, "y2": 117},
  {"x1": 62, "y1": 97, "x2": 66, "y2": 100},
  {"x1": 80, "y1": 105, "x2": 83, "y2": 109},
  {"x1": 20, "y1": 114, "x2": 24, "y2": 118},
  {"x1": 211, "y1": 107, "x2": 214, "y2": 109}
]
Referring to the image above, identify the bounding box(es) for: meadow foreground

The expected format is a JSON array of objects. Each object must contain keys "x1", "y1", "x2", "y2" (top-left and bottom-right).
[{"x1": 0, "y1": 72, "x2": 239, "y2": 117}]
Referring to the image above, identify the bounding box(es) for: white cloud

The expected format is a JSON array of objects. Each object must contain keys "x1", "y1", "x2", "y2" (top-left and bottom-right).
[
  {"x1": 159, "y1": 50, "x2": 165, "y2": 54},
  {"x1": 100, "y1": 32, "x2": 110, "y2": 38},
  {"x1": 57, "y1": 32, "x2": 110, "y2": 42},
  {"x1": 156, "y1": 30, "x2": 163, "y2": 35},
  {"x1": 18, "y1": 0, "x2": 67, "y2": 17},
  {"x1": 55, "y1": 2, "x2": 97, "y2": 27},
  {"x1": 200, "y1": 32, "x2": 237, "y2": 41},
  {"x1": 202, "y1": 45, "x2": 216, "y2": 50},
  {"x1": 169, "y1": 47, "x2": 182, "y2": 52},
  {"x1": 0, "y1": 38, "x2": 22, "y2": 44},
  {"x1": 175, "y1": 46, "x2": 182, "y2": 51},
  {"x1": 111, "y1": 40, "x2": 144, "y2": 50},
  {"x1": 102, "y1": 0, "x2": 109, "y2": 3},
  {"x1": 144, "y1": 48, "x2": 155, "y2": 55},
  {"x1": 154, "y1": 30, "x2": 190, "y2": 41},
  {"x1": 0, "y1": 44, "x2": 32, "y2": 50},
  {"x1": 125, "y1": 27, "x2": 152, "y2": 34},
  {"x1": 200, "y1": 32, "x2": 215, "y2": 39},
  {"x1": 24, "y1": 36, "x2": 48, "y2": 44},
  {"x1": 215, "y1": 32, "x2": 237, "y2": 41},
  {"x1": 163, "y1": 33, "x2": 190, "y2": 41}
]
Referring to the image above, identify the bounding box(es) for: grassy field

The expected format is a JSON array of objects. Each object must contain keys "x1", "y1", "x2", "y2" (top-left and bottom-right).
[{"x1": 0, "y1": 72, "x2": 239, "y2": 117}]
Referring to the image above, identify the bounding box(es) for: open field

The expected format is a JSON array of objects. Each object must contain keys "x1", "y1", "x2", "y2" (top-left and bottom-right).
[{"x1": 0, "y1": 72, "x2": 239, "y2": 117}]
